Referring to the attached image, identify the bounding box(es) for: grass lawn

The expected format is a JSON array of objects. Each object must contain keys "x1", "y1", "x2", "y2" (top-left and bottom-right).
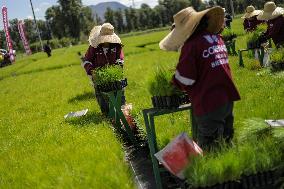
[
  {"x1": 0, "y1": 47, "x2": 134, "y2": 188},
  {"x1": 0, "y1": 17, "x2": 283, "y2": 188}
]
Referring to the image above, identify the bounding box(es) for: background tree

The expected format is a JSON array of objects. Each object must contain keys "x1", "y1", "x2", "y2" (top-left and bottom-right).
[
  {"x1": 94, "y1": 13, "x2": 102, "y2": 25},
  {"x1": 80, "y1": 6, "x2": 95, "y2": 36},
  {"x1": 124, "y1": 8, "x2": 133, "y2": 32},
  {"x1": 45, "y1": 5, "x2": 66, "y2": 39},
  {"x1": 57, "y1": 0, "x2": 82, "y2": 39},
  {"x1": 104, "y1": 7, "x2": 115, "y2": 25},
  {"x1": 0, "y1": 31, "x2": 6, "y2": 49},
  {"x1": 114, "y1": 9, "x2": 125, "y2": 33}
]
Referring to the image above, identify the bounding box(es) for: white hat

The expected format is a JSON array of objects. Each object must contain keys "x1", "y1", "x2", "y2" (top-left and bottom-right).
[
  {"x1": 257, "y1": 2, "x2": 284, "y2": 20},
  {"x1": 241, "y1": 6, "x2": 262, "y2": 19},
  {"x1": 96, "y1": 23, "x2": 121, "y2": 46},
  {"x1": 159, "y1": 6, "x2": 224, "y2": 51},
  {"x1": 88, "y1": 25, "x2": 102, "y2": 48}
]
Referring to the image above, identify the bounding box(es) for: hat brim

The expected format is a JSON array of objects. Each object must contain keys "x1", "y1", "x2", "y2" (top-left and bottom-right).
[
  {"x1": 88, "y1": 25, "x2": 102, "y2": 48},
  {"x1": 159, "y1": 6, "x2": 224, "y2": 51},
  {"x1": 97, "y1": 33, "x2": 122, "y2": 45},
  {"x1": 257, "y1": 7, "x2": 284, "y2": 20},
  {"x1": 241, "y1": 10, "x2": 262, "y2": 19}
]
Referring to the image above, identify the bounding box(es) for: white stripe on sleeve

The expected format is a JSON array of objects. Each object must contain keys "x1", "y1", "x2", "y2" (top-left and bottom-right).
[
  {"x1": 82, "y1": 61, "x2": 92, "y2": 67},
  {"x1": 175, "y1": 70, "x2": 195, "y2": 86}
]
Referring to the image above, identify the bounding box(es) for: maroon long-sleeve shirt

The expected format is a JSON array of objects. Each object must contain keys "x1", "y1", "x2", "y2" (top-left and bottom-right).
[
  {"x1": 243, "y1": 16, "x2": 263, "y2": 32},
  {"x1": 172, "y1": 31, "x2": 240, "y2": 116},
  {"x1": 83, "y1": 44, "x2": 124, "y2": 76},
  {"x1": 265, "y1": 16, "x2": 284, "y2": 46}
]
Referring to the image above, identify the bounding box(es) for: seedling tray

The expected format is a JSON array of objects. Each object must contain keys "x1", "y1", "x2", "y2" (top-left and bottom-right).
[
  {"x1": 241, "y1": 170, "x2": 276, "y2": 189},
  {"x1": 271, "y1": 62, "x2": 284, "y2": 71},
  {"x1": 151, "y1": 93, "x2": 190, "y2": 109},
  {"x1": 191, "y1": 168, "x2": 283, "y2": 189},
  {"x1": 96, "y1": 78, "x2": 127, "y2": 92}
]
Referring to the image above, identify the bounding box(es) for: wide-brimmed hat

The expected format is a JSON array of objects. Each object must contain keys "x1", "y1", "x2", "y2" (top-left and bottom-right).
[
  {"x1": 257, "y1": 2, "x2": 284, "y2": 20},
  {"x1": 241, "y1": 6, "x2": 262, "y2": 19},
  {"x1": 96, "y1": 23, "x2": 121, "y2": 45},
  {"x1": 159, "y1": 6, "x2": 225, "y2": 51},
  {"x1": 88, "y1": 25, "x2": 102, "y2": 48}
]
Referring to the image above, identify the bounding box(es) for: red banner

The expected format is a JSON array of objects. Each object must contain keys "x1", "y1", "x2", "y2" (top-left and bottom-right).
[
  {"x1": 2, "y1": 6, "x2": 15, "y2": 62},
  {"x1": 18, "y1": 20, "x2": 32, "y2": 55}
]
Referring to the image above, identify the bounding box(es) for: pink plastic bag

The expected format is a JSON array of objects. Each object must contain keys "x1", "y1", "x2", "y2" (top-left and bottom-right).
[
  {"x1": 154, "y1": 132, "x2": 203, "y2": 179},
  {"x1": 121, "y1": 103, "x2": 137, "y2": 131}
]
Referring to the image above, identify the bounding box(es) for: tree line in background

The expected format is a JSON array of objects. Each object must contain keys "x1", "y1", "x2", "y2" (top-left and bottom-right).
[{"x1": 1, "y1": 0, "x2": 284, "y2": 52}]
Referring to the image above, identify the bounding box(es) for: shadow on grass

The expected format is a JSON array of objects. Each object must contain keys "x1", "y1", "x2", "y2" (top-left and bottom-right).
[
  {"x1": 65, "y1": 111, "x2": 106, "y2": 127},
  {"x1": 68, "y1": 92, "x2": 95, "y2": 103},
  {"x1": 136, "y1": 41, "x2": 160, "y2": 48},
  {"x1": 0, "y1": 62, "x2": 79, "y2": 81}
]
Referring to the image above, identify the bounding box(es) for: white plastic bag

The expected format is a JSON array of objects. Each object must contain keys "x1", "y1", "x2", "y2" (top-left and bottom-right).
[
  {"x1": 154, "y1": 132, "x2": 202, "y2": 179},
  {"x1": 64, "y1": 109, "x2": 88, "y2": 119}
]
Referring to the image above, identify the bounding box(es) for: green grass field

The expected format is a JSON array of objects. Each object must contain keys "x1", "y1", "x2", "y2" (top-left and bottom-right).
[{"x1": 0, "y1": 18, "x2": 283, "y2": 188}]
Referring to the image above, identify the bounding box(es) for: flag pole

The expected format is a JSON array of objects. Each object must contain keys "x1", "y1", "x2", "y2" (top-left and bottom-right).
[{"x1": 29, "y1": 0, "x2": 43, "y2": 51}]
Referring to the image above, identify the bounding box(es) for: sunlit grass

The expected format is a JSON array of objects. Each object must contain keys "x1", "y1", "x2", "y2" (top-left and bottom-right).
[{"x1": 0, "y1": 45, "x2": 134, "y2": 188}]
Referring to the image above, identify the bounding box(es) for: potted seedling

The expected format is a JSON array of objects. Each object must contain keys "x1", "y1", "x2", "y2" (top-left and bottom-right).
[
  {"x1": 270, "y1": 48, "x2": 284, "y2": 71},
  {"x1": 246, "y1": 24, "x2": 267, "y2": 49},
  {"x1": 185, "y1": 121, "x2": 284, "y2": 189},
  {"x1": 92, "y1": 65, "x2": 127, "y2": 92},
  {"x1": 222, "y1": 28, "x2": 237, "y2": 42},
  {"x1": 222, "y1": 28, "x2": 238, "y2": 55},
  {"x1": 246, "y1": 32, "x2": 262, "y2": 49},
  {"x1": 148, "y1": 67, "x2": 190, "y2": 108}
]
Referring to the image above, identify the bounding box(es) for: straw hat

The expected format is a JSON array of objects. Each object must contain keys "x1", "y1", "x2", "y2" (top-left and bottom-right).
[
  {"x1": 241, "y1": 6, "x2": 262, "y2": 19},
  {"x1": 159, "y1": 6, "x2": 225, "y2": 51},
  {"x1": 257, "y1": 2, "x2": 284, "y2": 20},
  {"x1": 88, "y1": 25, "x2": 102, "y2": 48},
  {"x1": 96, "y1": 23, "x2": 121, "y2": 45}
]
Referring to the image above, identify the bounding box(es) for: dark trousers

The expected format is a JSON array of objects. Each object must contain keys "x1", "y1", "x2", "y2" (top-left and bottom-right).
[
  {"x1": 194, "y1": 102, "x2": 234, "y2": 151},
  {"x1": 95, "y1": 89, "x2": 126, "y2": 115}
]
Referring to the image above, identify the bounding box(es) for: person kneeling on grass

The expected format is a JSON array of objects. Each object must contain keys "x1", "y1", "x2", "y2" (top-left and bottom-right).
[
  {"x1": 159, "y1": 6, "x2": 241, "y2": 150},
  {"x1": 83, "y1": 23, "x2": 125, "y2": 115}
]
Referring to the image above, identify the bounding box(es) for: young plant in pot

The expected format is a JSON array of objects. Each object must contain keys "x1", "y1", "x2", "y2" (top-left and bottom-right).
[
  {"x1": 92, "y1": 65, "x2": 127, "y2": 92},
  {"x1": 148, "y1": 67, "x2": 190, "y2": 109},
  {"x1": 270, "y1": 48, "x2": 284, "y2": 71},
  {"x1": 222, "y1": 28, "x2": 237, "y2": 42},
  {"x1": 246, "y1": 24, "x2": 267, "y2": 49}
]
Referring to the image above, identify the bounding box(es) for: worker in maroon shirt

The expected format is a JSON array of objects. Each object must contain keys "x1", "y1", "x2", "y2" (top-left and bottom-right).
[
  {"x1": 159, "y1": 6, "x2": 241, "y2": 150},
  {"x1": 257, "y1": 2, "x2": 284, "y2": 47},
  {"x1": 241, "y1": 6, "x2": 263, "y2": 32},
  {"x1": 83, "y1": 23, "x2": 125, "y2": 114}
]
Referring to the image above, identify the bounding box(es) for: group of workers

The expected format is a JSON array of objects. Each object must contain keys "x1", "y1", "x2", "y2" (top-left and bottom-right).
[
  {"x1": 242, "y1": 1, "x2": 284, "y2": 47},
  {"x1": 82, "y1": 1, "x2": 283, "y2": 151}
]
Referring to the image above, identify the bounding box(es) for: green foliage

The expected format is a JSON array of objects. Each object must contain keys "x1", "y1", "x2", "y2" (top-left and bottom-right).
[
  {"x1": 246, "y1": 24, "x2": 267, "y2": 45},
  {"x1": 222, "y1": 28, "x2": 237, "y2": 41},
  {"x1": 186, "y1": 136, "x2": 282, "y2": 187},
  {"x1": 246, "y1": 31, "x2": 261, "y2": 45},
  {"x1": 270, "y1": 48, "x2": 284, "y2": 64},
  {"x1": 0, "y1": 45, "x2": 134, "y2": 188},
  {"x1": 186, "y1": 117, "x2": 283, "y2": 188},
  {"x1": 148, "y1": 66, "x2": 182, "y2": 96},
  {"x1": 92, "y1": 65, "x2": 124, "y2": 86}
]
